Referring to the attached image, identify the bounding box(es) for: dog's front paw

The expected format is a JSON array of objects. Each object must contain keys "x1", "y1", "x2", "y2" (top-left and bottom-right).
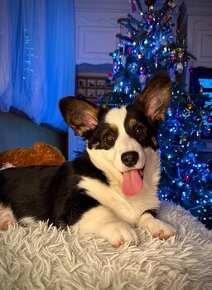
[
  {"x1": 99, "y1": 222, "x2": 139, "y2": 247},
  {"x1": 145, "y1": 219, "x2": 176, "y2": 240}
]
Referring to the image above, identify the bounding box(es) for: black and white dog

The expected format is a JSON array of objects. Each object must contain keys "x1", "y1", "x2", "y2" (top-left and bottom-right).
[{"x1": 0, "y1": 73, "x2": 176, "y2": 247}]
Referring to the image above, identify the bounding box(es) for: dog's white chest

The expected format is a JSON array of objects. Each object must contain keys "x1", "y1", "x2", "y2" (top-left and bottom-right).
[{"x1": 78, "y1": 176, "x2": 160, "y2": 225}]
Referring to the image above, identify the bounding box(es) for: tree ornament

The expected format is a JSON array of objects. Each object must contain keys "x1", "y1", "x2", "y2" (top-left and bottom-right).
[
  {"x1": 176, "y1": 62, "x2": 184, "y2": 74},
  {"x1": 195, "y1": 116, "x2": 202, "y2": 124},
  {"x1": 182, "y1": 135, "x2": 187, "y2": 144},
  {"x1": 186, "y1": 102, "x2": 195, "y2": 111},
  {"x1": 127, "y1": 47, "x2": 133, "y2": 54},
  {"x1": 129, "y1": 0, "x2": 137, "y2": 12},
  {"x1": 139, "y1": 72, "x2": 147, "y2": 84},
  {"x1": 147, "y1": 12, "x2": 154, "y2": 23},
  {"x1": 140, "y1": 65, "x2": 145, "y2": 73},
  {"x1": 138, "y1": 52, "x2": 143, "y2": 59},
  {"x1": 145, "y1": 0, "x2": 156, "y2": 7},
  {"x1": 108, "y1": 72, "x2": 114, "y2": 81},
  {"x1": 184, "y1": 60, "x2": 188, "y2": 68},
  {"x1": 183, "y1": 174, "x2": 191, "y2": 183},
  {"x1": 175, "y1": 112, "x2": 182, "y2": 120},
  {"x1": 183, "y1": 109, "x2": 191, "y2": 118},
  {"x1": 207, "y1": 116, "x2": 212, "y2": 123}
]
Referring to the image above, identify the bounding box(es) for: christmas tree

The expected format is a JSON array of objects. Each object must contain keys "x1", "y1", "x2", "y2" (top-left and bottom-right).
[{"x1": 103, "y1": 0, "x2": 212, "y2": 228}]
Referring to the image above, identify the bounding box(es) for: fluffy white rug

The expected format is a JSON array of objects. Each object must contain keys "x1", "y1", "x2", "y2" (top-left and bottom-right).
[{"x1": 0, "y1": 202, "x2": 211, "y2": 290}]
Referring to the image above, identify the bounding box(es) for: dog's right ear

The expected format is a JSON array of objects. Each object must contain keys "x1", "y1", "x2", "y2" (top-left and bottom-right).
[
  {"x1": 59, "y1": 97, "x2": 100, "y2": 136},
  {"x1": 136, "y1": 72, "x2": 172, "y2": 122}
]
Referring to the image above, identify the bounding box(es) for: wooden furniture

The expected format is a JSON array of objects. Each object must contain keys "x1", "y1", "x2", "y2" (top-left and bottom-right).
[{"x1": 76, "y1": 75, "x2": 112, "y2": 103}]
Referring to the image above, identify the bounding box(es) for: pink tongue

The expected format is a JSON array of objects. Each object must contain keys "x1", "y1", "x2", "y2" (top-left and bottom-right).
[{"x1": 121, "y1": 170, "x2": 143, "y2": 196}]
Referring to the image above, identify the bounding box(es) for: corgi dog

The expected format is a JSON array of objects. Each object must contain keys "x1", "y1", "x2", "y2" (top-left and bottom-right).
[{"x1": 0, "y1": 72, "x2": 176, "y2": 247}]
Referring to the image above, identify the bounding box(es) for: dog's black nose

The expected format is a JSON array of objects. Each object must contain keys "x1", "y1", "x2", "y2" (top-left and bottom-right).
[{"x1": 121, "y1": 151, "x2": 139, "y2": 167}]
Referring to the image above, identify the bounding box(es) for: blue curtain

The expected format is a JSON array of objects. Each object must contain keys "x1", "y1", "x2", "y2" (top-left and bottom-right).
[{"x1": 0, "y1": 0, "x2": 75, "y2": 131}]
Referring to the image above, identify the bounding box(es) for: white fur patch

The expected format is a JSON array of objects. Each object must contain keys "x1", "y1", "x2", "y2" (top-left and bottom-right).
[{"x1": 77, "y1": 205, "x2": 139, "y2": 247}]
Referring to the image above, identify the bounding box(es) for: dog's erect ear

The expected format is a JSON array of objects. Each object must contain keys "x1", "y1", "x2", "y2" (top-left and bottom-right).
[
  {"x1": 136, "y1": 72, "x2": 172, "y2": 122},
  {"x1": 59, "y1": 97, "x2": 100, "y2": 136}
]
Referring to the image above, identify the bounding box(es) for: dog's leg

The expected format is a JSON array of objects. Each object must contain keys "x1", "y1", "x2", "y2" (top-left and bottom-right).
[
  {"x1": 137, "y1": 211, "x2": 176, "y2": 240},
  {"x1": 0, "y1": 204, "x2": 16, "y2": 230},
  {"x1": 77, "y1": 205, "x2": 139, "y2": 247}
]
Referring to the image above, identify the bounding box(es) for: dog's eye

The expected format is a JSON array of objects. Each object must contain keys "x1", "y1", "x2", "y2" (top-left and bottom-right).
[
  {"x1": 134, "y1": 125, "x2": 144, "y2": 135},
  {"x1": 103, "y1": 133, "x2": 115, "y2": 142}
]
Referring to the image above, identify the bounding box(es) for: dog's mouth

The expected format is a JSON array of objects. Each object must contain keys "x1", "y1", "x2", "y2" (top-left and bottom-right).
[{"x1": 121, "y1": 168, "x2": 144, "y2": 196}]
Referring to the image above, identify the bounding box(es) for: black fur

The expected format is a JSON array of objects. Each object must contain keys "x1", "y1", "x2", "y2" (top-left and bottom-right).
[
  {"x1": 0, "y1": 152, "x2": 107, "y2": 227},
  {"x1": 88, "y1": 122, "x2": 119, "y2": 150},
  {"x1": 125, "y1": 104, "x2": 159, "y2": 150}
]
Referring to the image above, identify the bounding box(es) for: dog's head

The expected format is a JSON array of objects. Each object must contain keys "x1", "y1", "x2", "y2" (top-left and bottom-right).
[{"x1": 60, "y1": 72, "x2": 172, "y2": 196}]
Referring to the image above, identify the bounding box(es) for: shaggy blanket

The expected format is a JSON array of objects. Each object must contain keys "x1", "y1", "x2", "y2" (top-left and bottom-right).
[{"x1": 0, "y1": 202, "x2": 211, "y2": 290}]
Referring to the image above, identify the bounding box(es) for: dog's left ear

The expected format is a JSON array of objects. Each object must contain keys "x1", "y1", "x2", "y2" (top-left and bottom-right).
[{"x1": 136, "y1": 72, "x2": 172, "y2": 122}]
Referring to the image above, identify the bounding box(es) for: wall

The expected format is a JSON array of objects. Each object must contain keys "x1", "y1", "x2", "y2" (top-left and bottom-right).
[
  {"x1": 0, "y1": 112, "x2": 67, "y2": 157},
  {"x1": 183, "y1": 0, "x2": 212, "y2": 68},
  {"x1": 75, "y1": 0, "x2": 132, "y2": 65}
]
